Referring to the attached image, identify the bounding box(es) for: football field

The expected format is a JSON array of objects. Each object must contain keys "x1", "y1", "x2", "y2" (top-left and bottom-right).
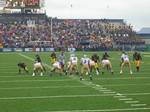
[{"x1": 0, "y1": 52, "x2": 150, "y2": 112}]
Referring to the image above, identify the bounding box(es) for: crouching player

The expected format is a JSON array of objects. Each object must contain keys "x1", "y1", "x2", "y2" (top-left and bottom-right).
[
  {"x1": 32, "y1": 61, "x2": 44, "y2": 76},
  {"x1": 50, "y1": 51, "x2": 57, "y2": 64},
  {"x1": 120, "y1": 52, "x2": 133, "y2": 74},
  {"x1": 50, "y1": 61, "x2": 64, "y2": 76},
  {"x1": 80, "y1": 55, "x2": 92, "y2": 81},
  {"x1": 17, "y1": 62, "x2": 29, "y2": 74},
  {"x1": 67, "y1": 54, "x2": 78, "y2": 75},
  {"x1": 101, "y1": 52, "x2": 113, "y2": 74},
  {"x1": 35, "y1": 54, "x2": 46, "y2": 72},
  {"x1": 91, "y1": 53, "x2": 100, "y2": 75}
]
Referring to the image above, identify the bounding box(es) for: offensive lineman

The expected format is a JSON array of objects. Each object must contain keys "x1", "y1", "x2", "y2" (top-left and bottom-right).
[
  {"x1": 120, "y1": 52, "x2": 133, "y2": 74},
  {"x1": 101, "y1": 52, "x2": 113, "y2": 74},
  {"x1": 80, "y1": 55, "x2": 92, "y2": 81}
]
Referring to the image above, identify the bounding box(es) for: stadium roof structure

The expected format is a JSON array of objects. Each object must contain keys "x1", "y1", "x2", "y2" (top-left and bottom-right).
[{"x1": 137, "y1": 27, "x2": 150, "y2": 34}]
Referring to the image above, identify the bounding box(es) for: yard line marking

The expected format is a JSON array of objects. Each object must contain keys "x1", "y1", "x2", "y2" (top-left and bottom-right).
[
  {"x1": 0, "y1": 79, "x2": 73, "y2": 83},
  {"x1": 114, "y1": 96, "x2": 126, "y2": 98},
  {"x1": 0, "y1": 86, "x2": 87, "y2": 90},
  {"x1": 99, "y1": 90, "x2": 112, "y2": 92},
  {"x1": 103, "y1": 92, "x2": 116, "y2": 94},
  {"x1": 98, "y1": 87, "x2": 107, "y2": 90},
  {"x1": 1, "y1": 92, "x2": 150, "y2": 100},
  {"x1": 0, "y1": 76, "x2": 21, "y2": 77},
  {"x1": 131, "y1": 104, "x2": 147, "y2": 107},
  {"x1": 125, "y1": 101, "x2": 139, "y2": 104},
  {"x1": 0, "y1": 72, "x2": 18, "y2": 74},
  {"x1": 94, "y1": 77, "x2": 150, "y2": 80},
  {"x1": 1, "y1": 75, "x2": 150, "y2": 79},
  {"x1": 125, "y1": 92, "x2": 150, "y2": 96},
  {"x1": 119, "y1": 98, "x2": 133, "y2": 101},
  {"x1": 45, "y1": 107, "x2": 150, "y2": 112},
  {"x1": 0, "y1": 94, "x2": 115, "y2": 100},
  {"x1": 102, "y1": 83, "x2": 150, "y2": 87},
  {"x1": 18, "y1": 53, "x2": 34, "y2": 61}
]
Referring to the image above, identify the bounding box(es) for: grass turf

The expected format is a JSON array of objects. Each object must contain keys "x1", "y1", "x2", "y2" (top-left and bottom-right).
[{"x1": 0, "y1": 51, "x2": 150, "y2": 112}]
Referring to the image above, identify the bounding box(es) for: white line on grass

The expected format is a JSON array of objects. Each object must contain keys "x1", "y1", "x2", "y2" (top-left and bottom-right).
[
  {"x1": 0, "y1": 79, "x2": 73, "y2": 83},
  {"x1": 0, "y1": 86, "x2": 87, "y2": 90},
  {"x1": 1, "y1": 92, "x2": 150, "y2": 100},
  {"x1": 131, "y1": 104, "x2": 147, "y2": 107},
  {"x1": 94, "y1": 77, "x2": 150, "y2": 80},
  {"x1": 114, "y1": 96, "x2": 126, "y2": 98},
  {"x1": 103, "y1": 92, "x2": 116, "y2": 94},
  {"x1": 0, "y1": 93, "x2": 150, "y2": 102},
  {"x1": 45, "y1": 107, "x2": 150, "y2": 112},
  {"x1": 0, "y1": 94, "x2": 114, "y2": 100},
  {"x1": 119, "y1": 98, "x2": 133, "y2": 101},
  {"x1": 1, "y1": 75, "x2": 150, "y2": 80},
  {"x1": 18, "y1": 53, "x2": 34, "y2": 61},
  {"x1": 125, "y1": 101, "x2": 139, "y2": 104},
  {"x1": 102, "y1": 83, "x2": 150, "y2": 87}
]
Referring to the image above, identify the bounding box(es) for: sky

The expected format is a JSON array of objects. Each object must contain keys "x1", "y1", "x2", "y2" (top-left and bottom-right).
[{"x1": 45, "y1": 0, "x2": 150, "y2": 31}]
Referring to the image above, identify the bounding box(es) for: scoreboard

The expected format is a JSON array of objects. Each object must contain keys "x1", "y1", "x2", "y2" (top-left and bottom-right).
[{"x1": 5, "y1": 0, "x2": 40, "y2": 8}]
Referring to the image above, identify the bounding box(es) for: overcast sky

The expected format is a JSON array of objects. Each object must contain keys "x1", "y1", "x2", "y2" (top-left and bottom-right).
[{"x1": 45, "y1": 0, "x2": 150, "y2": 31}]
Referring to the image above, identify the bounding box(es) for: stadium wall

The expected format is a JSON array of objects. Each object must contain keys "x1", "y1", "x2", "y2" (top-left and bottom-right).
[{"x1": 0, "y1": 46, "x2": 148, "y2": 52}]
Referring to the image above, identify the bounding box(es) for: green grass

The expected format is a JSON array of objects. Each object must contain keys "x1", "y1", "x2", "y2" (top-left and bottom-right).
[{"x1": 0, "y1": 51, "x2": 150, "y2": 112}]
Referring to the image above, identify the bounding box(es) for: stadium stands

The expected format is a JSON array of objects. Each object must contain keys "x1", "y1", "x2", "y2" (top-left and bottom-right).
[{"x1": 0, "y1": 13, "x2": 145, "y2": 51}]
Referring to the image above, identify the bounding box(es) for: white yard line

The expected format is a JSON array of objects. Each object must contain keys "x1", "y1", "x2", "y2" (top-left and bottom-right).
[
  {"x1": 0, "y1": 79, "x2": 73, "y2": 83},
  {"x1": 0, "y1": 94, "x2": 114, "y2": 100},
  {"x1": 131, "y1": 104, "x2": 147, "y2": 107},
  {"x1": 45, "y1": 107, "x2": 150, "y2": 112},
  {"x1": 119, "y1": 98, "x2": 133, "y2": 101},
  {"x1": 94, "y1": 77, "x2": 150, "y2": 80},
  {"x1": 0, "y1": 74, "x2": 150, "y2": 80},
  {"x1": 0, "y1": 92, "x2": 150, "y2": 100},
  {"x1": 0, "y1": 86, "x2": 87, "y2": 90},
  {"x1": 104, "y1": 92, "x2": 116, "y2": 94},
  {"x1": 125, "y1": 101, "x2": 139, "y2": 104},
  {"x1": 102, "y1": 83, "x2": 150, "y2": 87}
]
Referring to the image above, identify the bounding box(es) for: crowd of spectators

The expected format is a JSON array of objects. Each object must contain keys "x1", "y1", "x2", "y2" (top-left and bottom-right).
[
  {"x1": 0, "y1": 20, "x2": 52, "y2": 48},
  {"x1": 0, "y1": 16, "x2": 145, "y2": 50},
  {"x1": 52, "y1": 19, "x2": 145, "y2": 50}
]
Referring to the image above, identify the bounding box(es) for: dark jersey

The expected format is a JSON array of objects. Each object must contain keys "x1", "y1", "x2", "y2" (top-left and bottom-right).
[
  {"x1": 102, "y1": 53, "x2": 109, "y2": 60},
  {"x1": 18, "y1": 63, "x2": 26, "y2": 68},
  {"x1": 133, "y1": 53, "x2": 142, "y2": 61},
  {"x1": 36, "y1": 56, "x2": 42, "y2": 63},
  {"x1": 91, "y1": 54, "x2": 100, "y2": 63},
  {"x1": 51, "y1": 52, "x2": 57, "y2": 59}
]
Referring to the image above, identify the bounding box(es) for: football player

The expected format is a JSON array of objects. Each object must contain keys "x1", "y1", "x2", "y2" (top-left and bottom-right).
[
  {"x1": 17, "y1": 62, "x2": 29, "y2": 74},
  {"x1": 120, "y1": 52, "x2": 133, "y2": 74},
  {"x1": 133, "y1": 51, "x2": 142, "y2": 72}
]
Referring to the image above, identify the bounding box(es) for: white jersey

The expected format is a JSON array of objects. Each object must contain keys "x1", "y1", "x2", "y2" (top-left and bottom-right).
[
  {"x1": 58, "y1": 54, "x2": 65, "y2": 64},
  {"x1": 34, "y1": 62, "x2": 43, "y2": 70},
  {"x1": 53, "y1": 61, "x2": 61, "y2": 69},
  {"x1": 121, "y1": 55, "x2": 129, "y2": 62},
  {"x1": 89, "y1": 59, "x2": 95, "y2": 65},
  {"x1": 102, "y1": 59, "x2": 110, "y2": 65},
  {"x1": 70, "y1": 56, "x2": 78, "y2": 64},
  {"x1": 81, "y1": 58, "x2": 90, "y2": 65}
]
